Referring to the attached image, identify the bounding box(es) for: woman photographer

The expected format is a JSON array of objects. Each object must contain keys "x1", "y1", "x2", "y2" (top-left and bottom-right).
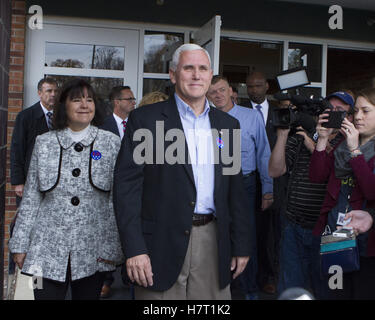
[
  {"x1": 309, "y1": 87, "x2": 375, "y2": 299},
  {"x1": 9, "y1": 79, "x2": 124, "y2": 300}
]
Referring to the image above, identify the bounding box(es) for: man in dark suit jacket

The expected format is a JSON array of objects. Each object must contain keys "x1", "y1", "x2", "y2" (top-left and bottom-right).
[
  {"x1": 100, "y1": 86, "x2": 136, "y2": 139},
  {"x1": 246, "y1": 71, "x2": 282, "y2": 296},
  {"x1": 246, "y1": 72, "x2": 277, "y2": 149},
  {"x1": 114, "y1": 44, "x2": 251, "y2": 300},
  {"x1": 10, "y1": 78, "x2": 58, "y2": 204}
]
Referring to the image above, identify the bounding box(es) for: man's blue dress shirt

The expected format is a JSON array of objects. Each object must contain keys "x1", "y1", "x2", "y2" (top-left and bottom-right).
[
  {"x1": 175, "y1": 93, "x2": 216, "y2": 214},
  {"x1": 228, "y1": 104, "x2": 273, "y2": 195}
]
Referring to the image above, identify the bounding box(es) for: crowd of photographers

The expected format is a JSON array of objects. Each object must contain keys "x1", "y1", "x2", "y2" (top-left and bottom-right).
[
  {"x1": 255, "y1": 82, "x2": 375, "y2": 299},
  {"x1": 209, "y1": 71, "x2": 375, "y2": 300}
]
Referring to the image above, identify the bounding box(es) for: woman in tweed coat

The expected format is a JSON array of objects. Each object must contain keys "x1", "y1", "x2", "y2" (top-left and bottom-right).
[{"x1": 9, "y1": 79, "x2": 124, "y2": 300}]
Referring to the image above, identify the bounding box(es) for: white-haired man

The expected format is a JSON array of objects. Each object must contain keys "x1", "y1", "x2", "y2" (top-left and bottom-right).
[{"x1": 114, "y1": 43, "x2": 251, "y2": 299}]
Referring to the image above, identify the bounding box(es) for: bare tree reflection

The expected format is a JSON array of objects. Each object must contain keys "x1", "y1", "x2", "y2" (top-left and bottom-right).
[
  {"x1": 51, "y1": 59, "x2": 84, "y2": 68},
  {"x1": 93, "y1": 46, "x2": 124, "y2": 70},
  {"x1": 48, "y1": 45, "x2": 124, "y2": 70},
  {"x1": 144, "y1": 34, "x2": 183, "y2": 73}
]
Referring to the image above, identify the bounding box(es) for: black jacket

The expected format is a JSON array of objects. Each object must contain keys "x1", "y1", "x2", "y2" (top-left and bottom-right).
[
  {"x1": 10, "y1": 102, "x2": 49, "y2": 185},
  {"x1": 264, "y1": 101, "x2": 278, "y2": 150},
  {"x1": 100, "y1": 114, "x2": 120, "y2": 137},
  {"x1": 113, "y1": 97, "x2": 251, "y2": 291}
]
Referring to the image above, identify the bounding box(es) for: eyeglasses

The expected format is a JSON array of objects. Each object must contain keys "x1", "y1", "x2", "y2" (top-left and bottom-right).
[{"x1": 117, "y1": 97, "x2": 136, "y2": 101}]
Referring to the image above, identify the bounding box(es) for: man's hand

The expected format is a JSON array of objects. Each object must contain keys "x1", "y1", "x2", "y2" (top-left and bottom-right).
[
  {"x1": 315, "y1": 111, "x2": 333, "y2": 151},
  {"x1": 295, "y1": 129, "x2": 316, "y2": 154},
  {"x1": 13, "y1": 253, "x2": 26, "y2": 269},
  {"x1": 276, "y1": 127, "x2": 290, "y2": 138},
  {"x1": 316, "y1": 111, "x2": 333, "y2": 139},
  {"x1": 345, "y1": 210, "x2": 373, "y2": 235},
  {"x1": 231, "y1": 256, "x2": 249, "y2": 279},
  {"x1": 14, "y1": 184, "x2": 24, "y2": 198},
  {"x1": 261, "y1": 193, "x2": 273, "y2": 211},
  {"x1": 126, "y1": 254, "x2": 153, "y2": 287}
]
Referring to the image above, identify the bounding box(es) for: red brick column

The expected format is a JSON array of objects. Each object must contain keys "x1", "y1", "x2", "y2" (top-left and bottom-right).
[{"x1": 4, "y1": 0, "x2": 26, "y2": 292}]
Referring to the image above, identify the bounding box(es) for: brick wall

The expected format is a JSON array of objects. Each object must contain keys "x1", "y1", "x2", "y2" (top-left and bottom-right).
[
  {"x1": 0, "y1": 0, "x2": 12, "y2": 301},
  {"x1": 3, "y1": 0, "x2": 26, "y2": 298}
]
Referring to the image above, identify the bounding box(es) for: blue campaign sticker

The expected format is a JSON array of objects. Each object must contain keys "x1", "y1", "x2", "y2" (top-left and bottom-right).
[
  {"x1": 91, "y1": 150, "x2": 102, "y2": 160},
  {"x1": 216, "y1": 137, "x2": 224, "y2": 149}
]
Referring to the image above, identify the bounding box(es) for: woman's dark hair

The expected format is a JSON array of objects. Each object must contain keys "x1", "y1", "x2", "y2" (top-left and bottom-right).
[{"x1": 53, "y1": 79, "x2": 106, "y2": 130}]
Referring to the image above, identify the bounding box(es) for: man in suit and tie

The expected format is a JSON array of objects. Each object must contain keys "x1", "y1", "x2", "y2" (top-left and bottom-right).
[
  {"x1": 10, "y1": 78, "x2": 58, "y2": 204},
  {"x1": 114, "y1": 43, "x2": 251, "y2": 299},
  {"x1": 246, "y1": 71, "x2": 281, "y2": 296},
  {"x1": 246, "y1": 71, "x2": 277, "y2": 148},
  {"x1": 101, "y1": 86, "x2": 136, "y2": 139}
]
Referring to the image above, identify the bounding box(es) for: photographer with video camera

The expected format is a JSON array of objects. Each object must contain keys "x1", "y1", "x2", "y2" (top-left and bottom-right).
[
  {"x1": 310, "y1": 88, "x2": 375, "y2": 299},
  {"x1": 269, "y1": 90, "x2": 356, "y2": 298}
]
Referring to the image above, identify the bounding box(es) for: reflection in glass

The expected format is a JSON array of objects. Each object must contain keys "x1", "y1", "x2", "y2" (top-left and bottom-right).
[
  {"x1": 143, "y1": 78, "x2": 173, "y2": 97},
  {"x1": 45, "y1": 43, "x2": 124, "y2": 70},
  {"x1": 46, "y1": 75, "x2": 123, "y2": 115},
  {"x1": 288, "y1": 43, "x2": 322, "y2": 83},
  {"x1": 220, "y1": 38, "x2": 282, "y2": 95},
  {"x1": 144, "y1": 32, "x2": 184, "y2": 73}
]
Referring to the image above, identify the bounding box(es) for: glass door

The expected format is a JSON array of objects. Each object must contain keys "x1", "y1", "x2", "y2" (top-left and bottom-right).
[
  {"x1": 192, "y1": 15, "x2": 222, "y2": 75},
  {"x1": 24, "y1": 23, "x2": 139, "y2": 108}
]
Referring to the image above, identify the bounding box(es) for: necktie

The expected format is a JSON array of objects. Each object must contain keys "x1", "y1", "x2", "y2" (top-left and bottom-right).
[
  {"x1": 122, "y1": 120, "x2": 127, "y2": 134},
  {"x1": 255, "y1": 105, "x2": 265, "y2": 123},
  {"x1": 46, "y1": 111, "x2": 53, "y2": 130}
]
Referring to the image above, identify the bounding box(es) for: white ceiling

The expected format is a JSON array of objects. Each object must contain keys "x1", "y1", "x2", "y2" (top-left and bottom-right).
[{"x1": 274, "y1": 0, "x2": 375, "y2": 11}]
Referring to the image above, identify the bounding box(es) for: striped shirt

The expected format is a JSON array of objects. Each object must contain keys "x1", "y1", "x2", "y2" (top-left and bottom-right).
[{"x1": 285, "y1": 134, "x2": 327, "y2": 229}]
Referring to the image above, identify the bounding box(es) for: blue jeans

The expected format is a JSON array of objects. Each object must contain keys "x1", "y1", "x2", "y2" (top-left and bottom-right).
[
  {"x1": 234, "y1": 174, "x2": 258, "y2": 295},
  {"x1": 278, "y1": 216, "x2": 322, "y2": 297}
]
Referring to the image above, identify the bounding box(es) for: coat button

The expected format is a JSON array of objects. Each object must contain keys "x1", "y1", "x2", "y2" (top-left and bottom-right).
[
  {"x1": 71, "y1": 196, "x2": 80, "y2": 206},
  {"x1": 190, "y1": 201, "x2": 195, "y2": 208},
  {"x1": 74, "y1": 143, "x2": 84, "y2": 152},
  {"x1": 184, "y1": 230, "x2": 190, "y2": 235},
  {"x1": 72, "y1": 168, "x2": 81, "y2": 177}
]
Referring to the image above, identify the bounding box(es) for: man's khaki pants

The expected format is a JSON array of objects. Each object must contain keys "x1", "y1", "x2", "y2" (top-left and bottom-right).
[{"x1": 135, "y1": 220, "x2": 231, "y2": 300}]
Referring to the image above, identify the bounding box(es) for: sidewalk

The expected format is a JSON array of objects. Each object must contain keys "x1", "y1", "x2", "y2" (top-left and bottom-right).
[
  {"x1": 11, "y1": 267, "x2": 132, "y2": 300},
  {"x1": 11, "y1": 267, "x2": 275, "y2": 300}
]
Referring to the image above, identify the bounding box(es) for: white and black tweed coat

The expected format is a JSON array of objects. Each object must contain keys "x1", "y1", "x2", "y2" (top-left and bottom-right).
[{"x1": 9, "y1": 125, "x2": 124, "y2": 282}]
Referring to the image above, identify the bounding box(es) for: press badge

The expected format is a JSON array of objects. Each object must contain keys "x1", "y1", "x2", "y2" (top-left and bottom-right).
[{"x1": 337, "y1": 212, "x2": 351, "y2": 226}]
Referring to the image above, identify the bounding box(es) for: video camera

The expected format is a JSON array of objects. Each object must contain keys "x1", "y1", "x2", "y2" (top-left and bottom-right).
[
  {"x1": 272, "y1": 92, "x2": 331, "y2": 129},
  {"x1": 272, "y1": 67, "x2": 337, "y2": 132}
]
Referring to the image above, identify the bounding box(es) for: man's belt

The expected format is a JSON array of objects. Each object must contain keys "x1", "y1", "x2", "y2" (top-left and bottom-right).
[
  {"x1": 192, "y1": 213, "x2": 214, "y2": 226},
  {"x1": 243, "y1": 171, "x2": 256, "y2": 178}
]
